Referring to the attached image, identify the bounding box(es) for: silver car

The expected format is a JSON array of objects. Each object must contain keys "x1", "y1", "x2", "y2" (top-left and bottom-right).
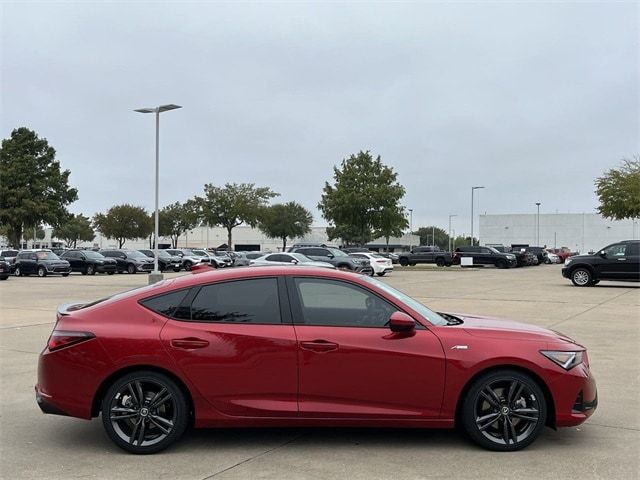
[
  {"x1": 165, "y1": 249, "x2": 211, "y2": 271},
  {"x1": 249, "y1": 252, "x2": 336, "y2": 269}
]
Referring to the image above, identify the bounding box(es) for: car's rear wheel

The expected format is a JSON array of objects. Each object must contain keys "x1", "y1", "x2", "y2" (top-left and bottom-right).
[
  {"x1": 127, "y1": 264, "x2": 136, "y2": 274},
  {"x1": 461, "y1": 369, "x2": 546, "y2": 451},
  {"x1": 37, "y1": 266, "x2": 47, "y2": 277},
  {"x1": 399, "y1": 258, "x2": 408, "y2": 266},
  {"x1": 101, "y1": 371, "x2": 189, "y2": 454},
  {"x1": 436, "y1": 258, "x2": 445, "y2": 267},
  {"x1": 184, "y1": 261, "x2": 192, "y2": 271},
  {"x1": 571, "y1": 268, "x2": 592, "y2": 287},
  {"x1": 14, "y1": 267, "x2": 21, "y2": 277},
  {"x1": 377, "y1": 272, "x2": 386, "y2": 277},
  {"x1": 87, "y1": 264, "x2": 96, "y2": 275}
]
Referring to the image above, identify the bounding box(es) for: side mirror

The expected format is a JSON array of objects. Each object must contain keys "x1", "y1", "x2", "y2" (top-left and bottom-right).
[
  {"x1": 326, "y1": 253, "x2": 334, "y2": 258},
  {"x1": 291, "y1": 259, "x2": 299, "y2": 264},
  {"x1": 388, "y1": 311, "x2": 416, "y2": 333},
  {"x1": 599, "y1": 250, "x2": 606, "y2": 257}
]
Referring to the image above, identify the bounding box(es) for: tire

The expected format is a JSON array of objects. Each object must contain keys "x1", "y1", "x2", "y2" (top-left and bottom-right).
[
  {"x1": 496, "y1": 259, "x2": 507, "y2": 269},
  {"x1": 571, "y1": 268, "x2": 593, "y2": 287},
  {"x1": 101, "y1": 370, "x2": 189, "y2": 455},
  {"x1": 436, "y1": 258, "x2": 445, "y2": 267},
  {"x1": 14, "y1": 267, "x2": 21, "y2": 277},
  {"x1": 376, "y1": 272, "x2": 386, "y2": 277},
  {"x1": 37, "y1": 266, "x2": 47, "y2": 277},
  {"x1": 62, "y1": 273, "x2": 69, "y2": 277},
  {"x1": 461, "y1": 369, "x2": 547, "y2": 452},
  {"x1": 399, "y1": 258, "x2": 409, "y2": 267},
  {"x1": 87, "y1": 264, "x2": 96, "y2": 275},
  {"x1": 127, "y1": 264, "x2": 136, "y2": 274},
  {"x1": 108, "y1": 271, "x2": 115, "y2": 275},
  {"x1": 184, "y1": 261, "x2": 193, "y2": 271}
]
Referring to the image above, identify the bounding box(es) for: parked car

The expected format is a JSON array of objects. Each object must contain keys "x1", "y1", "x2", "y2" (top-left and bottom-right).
[
  {"x1": 0, "y1": 258, "x2": 11, "y2": 280},
  {"x1": 453, "y1": 246, "x2": 517, "y2": 269},
  {"x1": 290, "y1": 246, "x2": 373, "y2": 275},
  {"x1": 227, "y1": 251, "x2": 250, "y2": 267},
  {"x1": 286, "y1": 242, "x2": 339, "y2": 252},
  {"x1": 398, "y1": 246, "x2": 453, "y2": 267},
  {"x1": 349, "y1": 252, "x2": 394, "y2": 276},
  {"x1": 0, "y1": 249, "x2": 19, "y2": 265},
  {"x1": 249, "y1": 252, "x2": 335, "y2": 269},
  {"x1": 101, "y1": 250, "x2": 154, "y2": 274},
  {"x1": 495, "y1": 246, "x2": 536, "y2": 267},
  {"x1": 524, "y1": 246, "x2": 549, "y2": 265},
  {"x1": 341, "y1": 247, "x2": 371, "y2": 254},
  {"x1": 547, "y1": 248, "x2": 575, "y2": 263},
  {"x1": 199, "y1": 250, "x2": 233, "y2": 268},
  {"x1": 165, "y1": 249, "x2": 211, "y2": 271},
  {"x1": 562, "y1": 240, "x2": 640, "y2": 286},
  {"x1": 61, "y1": 249, "x2": 117, "y2": 275},
  {"x1": 14, "y1": 249, "x2": 71, "y2": 277},
  {"x1": 545, "y1": 251, "x2": 561, "y2": 264},
  {"x1": 377, "y1": 252, "x2": 400, "y2": 264},
  {"x1": 244, "y1": 251, "x2": 266, "y2": 260},
  {"x1": 37, "y1": 266, "x2": 597, "y2": 454},
  {"x1": 138, "y1": 250, "x2": 182, "y2": 272}
]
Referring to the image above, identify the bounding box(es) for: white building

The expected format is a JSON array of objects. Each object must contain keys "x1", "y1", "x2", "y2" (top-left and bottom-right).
[{"x1": 479, "y1": 213, "x2": 639, "y2": 254}]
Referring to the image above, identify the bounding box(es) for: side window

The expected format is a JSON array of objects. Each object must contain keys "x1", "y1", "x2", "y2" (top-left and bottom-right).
[
  {"x1": 266, "y1": 254, "x2": 285, "y2": 262},
  {"x1": 293, "y1": 278, "x2": 396, "y2": 328},
  {"x1": 604, "y1": 244, "x2": 626, "y2": 257},
  {"x1": 626, "y1": 243, "x2": 640, "y2": 256},
  {"x1": 188, "y1": 278, "x2": 281, "y2": 324},
  {"x1": 140, "y1": 290, "x2": 190, "y2": 318},
  {"x1": 480, "y1": 247, "x2": 491, "y2": 254},
  {"x1": 102, "y1": 251, "x2": 113, "y2": 257}
]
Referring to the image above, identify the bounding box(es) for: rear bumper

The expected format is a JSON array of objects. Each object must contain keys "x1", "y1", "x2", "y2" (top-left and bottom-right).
[{"x1": 35, "y1": 385, "x2": 70, "y2": 417}]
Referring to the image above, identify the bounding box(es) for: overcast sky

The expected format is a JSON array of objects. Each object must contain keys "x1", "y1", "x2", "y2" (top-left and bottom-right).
[{"x1": 2, "y1": 1, "x2": 638, "y2": 236}]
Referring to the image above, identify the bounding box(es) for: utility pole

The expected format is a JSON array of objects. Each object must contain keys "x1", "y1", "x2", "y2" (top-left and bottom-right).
[
  {"x1": 471, "y1": 186, "x2": 485, "y2": 245},
  {"x1": 448, "y1": 214, "x2": 457, "y2": 252}
]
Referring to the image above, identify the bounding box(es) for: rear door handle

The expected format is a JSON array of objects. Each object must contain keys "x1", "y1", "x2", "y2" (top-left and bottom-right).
[
  {"x1": 300, "y1": 340, "x2": 338, "y2": 353},
  {"x1": 170, "y1": 337, "x2": 209, "y2": 349}
]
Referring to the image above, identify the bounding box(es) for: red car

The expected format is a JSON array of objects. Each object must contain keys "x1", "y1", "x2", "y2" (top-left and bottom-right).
[{"x1": 36, "y1": 266, "x2": 597, "y2": 454}]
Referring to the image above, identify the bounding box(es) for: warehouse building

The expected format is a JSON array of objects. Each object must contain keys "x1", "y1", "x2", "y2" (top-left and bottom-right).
[{"x1": 479, "y1": 213, "x2": 638, "y2": 254}]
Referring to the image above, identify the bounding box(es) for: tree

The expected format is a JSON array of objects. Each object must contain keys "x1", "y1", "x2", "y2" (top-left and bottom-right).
[
  {"x1": 374, "y1": 206, "x2": 409, "y2": 250},
  {"x1": 93, "y1": 204, "x2": 152, "y2": 248},
  {"x1": 199, "y1": 183, "x2": 278, "y2": 249},
  {"x1": 52, "y1": 214, "x2": 95, "y2": 248},
  {"x1": 319, "y1": 151, "x2": 406, "y2": 245},
  {"x1": 23, "y1": 224, "x2": 46, "y2": 242},
  {"x1": 259, "y1": 202, "x2": 313, "y2": 251},
  {"x1": 158, "y1": 200, "x2": 201, "y2": 248},
  {"x1": 595, "y1": 157, "x2": 640, "y2": 220},
  {"x1": 414, "y1": 226, "x2": 449, "y2": 250},
  {"x1": 0, "y1": 128, "x2": 78, "y2": 246}
]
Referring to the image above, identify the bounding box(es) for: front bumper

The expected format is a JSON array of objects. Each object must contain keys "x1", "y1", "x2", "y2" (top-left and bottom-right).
[
  {"x1": 45, "y1": 265, "x2": 71, "y2": 274},
  {"x1": 561, "y1": 267, "x2": 571, "y2": 278},
  {"x1": 96, "y1": 264, "x2": 117, "y2": 273},
  {"x1": 549, "y1": 362, "x2": 598, "y2": 427}
]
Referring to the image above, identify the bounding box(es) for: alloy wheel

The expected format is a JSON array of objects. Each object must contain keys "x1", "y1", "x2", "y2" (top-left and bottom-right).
[{"x1": 572, "y1": 269, "x2": 591, "y2": 286}]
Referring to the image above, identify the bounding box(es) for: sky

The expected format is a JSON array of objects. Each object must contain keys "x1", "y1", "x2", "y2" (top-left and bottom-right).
[{"x1": 2, "y1": 1, "x2": 638, "y2": 237}]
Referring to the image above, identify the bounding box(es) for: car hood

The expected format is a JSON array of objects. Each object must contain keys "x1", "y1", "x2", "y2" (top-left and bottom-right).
[{"x1": 448, "y1": 313, "x2": 580, "y2": 345}]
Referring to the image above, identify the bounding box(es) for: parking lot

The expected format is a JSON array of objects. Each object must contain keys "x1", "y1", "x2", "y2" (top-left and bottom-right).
[{"x1": 1, "y1": 265, "x2": 638, "y2": 480}]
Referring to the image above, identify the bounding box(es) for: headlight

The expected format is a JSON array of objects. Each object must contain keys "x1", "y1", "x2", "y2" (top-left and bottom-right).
[
  {"x1": 507, "y1": 254, "x2": 515, "y2": 259},
  {"x1": 541, "y1": 350, "x2": 583, "y2": 370}
]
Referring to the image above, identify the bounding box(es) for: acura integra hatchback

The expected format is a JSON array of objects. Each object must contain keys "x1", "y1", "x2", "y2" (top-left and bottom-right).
[{"x1": 36, "y1": 267, "x2": 597, "y2": 454}]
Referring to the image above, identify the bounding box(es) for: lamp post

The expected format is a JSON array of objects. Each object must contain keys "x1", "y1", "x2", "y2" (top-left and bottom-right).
[
  {"x1": 471, "y1": 186, "x2": 485, "y2": 245},
  {"x1": 448, "y1": 214, "x2": 457, "y2": 252},
  {"x1": 408, "y1": 208, "x2": 413, "y2": 248},
  {"x1": 134, "y1": 104, "x2": 182, "y2": 284},
  {"x1": 535, "y1": 202, "x2": 541, "y2": 245}
]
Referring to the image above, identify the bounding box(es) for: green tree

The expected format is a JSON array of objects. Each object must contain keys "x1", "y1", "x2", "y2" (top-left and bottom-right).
[
  {"x1": 199, "y1": 183, "x2": 278, "y2": 249},
  {"x1": 93, "y1": 204, "x2": 152, "y2": 248},
  {"x1": 595, "y1": 157, "x2": 640, "y2": 220},
  {"x1": 0, "y1": 128, "x2": 78, "y2": 246},
  {"x1": 414, "y1": 226, "x2": 449, "y2": 250},
  {"x1": 52, "y1": 214, "x2": 95, "y2": 248},
  {"x1": 259, "y1": 202, "x2": 313, "y2": 251},
  {"x1": 158, "y1": 200, "x2": 201, "y2": 248},
  {"x1": 374, "y1": 206, "x2": 409, "y2": 250},
  {"x1": 319, "y1": 151, "x2": 406, "y2": 245}
]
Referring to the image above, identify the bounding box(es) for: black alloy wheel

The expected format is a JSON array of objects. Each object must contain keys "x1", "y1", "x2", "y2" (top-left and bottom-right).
[
  {"x1": 127, "y1": 264, "x2": 136, "y2": 274},
  {"x1": 101, "y1": 371, "x2": 188, "y2": 454},
  {"x1": 462, "y1": 370, "x2": 546, "y2": 451}
]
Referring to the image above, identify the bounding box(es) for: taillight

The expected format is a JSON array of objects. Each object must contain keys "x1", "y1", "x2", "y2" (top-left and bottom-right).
[
  {"x1": 47, "y1": 331, "x2": 95, "y2": 351},
  {"x1": 376, "y1": 259, "x2": 387, "y2": 263}
]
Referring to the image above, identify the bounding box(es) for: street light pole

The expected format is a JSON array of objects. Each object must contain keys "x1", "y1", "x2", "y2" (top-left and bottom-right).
[
  {"x1": 408, "y1": 208, "x2": 413, "y2": 248},
  {"x1": 134, "y1": 104, "x2": 182, "y2": 284},
  {"x1": 471, "y1": 186, "x2": 485, "y2": 246},
  {"x1": 448, "y1": 214, "x2": 457, "y2": 252},
  {"x1": 536, "y1": 202, "x2": 541, "y2": 245}
]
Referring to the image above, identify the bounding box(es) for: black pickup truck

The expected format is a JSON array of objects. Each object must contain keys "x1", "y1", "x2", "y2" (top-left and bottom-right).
[{"x1": 398, "y1": 246, "x2": 453, "y2": 267}]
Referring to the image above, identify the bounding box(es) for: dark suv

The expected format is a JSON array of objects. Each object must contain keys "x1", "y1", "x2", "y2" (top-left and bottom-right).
[
  {"x1": 138, "y1": 249, "x2": 182, "y2": 272},
  {"x1": 100, "y1": 250, "x2": 154, "y2": 274},
  {"x1": 290, "y1": 246, "x2": 373, "y2": 274},
  {"x1": 14, "y1": 250, "x2": 71, "y2": 277},
  {"x1": 562, "y1": 240, "x2": 640, "y2": 286},
  {"x1": 61, "y1": 249, "x2": 117, "y2": 275},
  {"x1": 453, "y1": 246, "x2": 517, "y2": 269}
]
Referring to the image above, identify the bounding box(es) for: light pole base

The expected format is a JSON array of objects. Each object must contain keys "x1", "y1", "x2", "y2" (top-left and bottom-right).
[{"x1": 148, "y1": 272, "x2": 164, "y2": 285}]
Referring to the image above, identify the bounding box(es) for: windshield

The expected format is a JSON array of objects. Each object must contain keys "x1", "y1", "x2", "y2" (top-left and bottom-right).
[
  {"x1": 328, "y1": 248, "x2": 348, "y2": 257},
  {"x1": 84, "y1": 251, "x2": 104, "y2": 259},
  {"x1": 36, "y1": 251, "x2": 60, "y2": 260},
  {"x1": 487, "y1": 246, "x2": 501, "y2": 254},
  {"x1": 181, "y1": 249, "x2": 196, "y2": 256},
  {"x1": 361, "y1": 276, "x2": 447, "y2": 326}
]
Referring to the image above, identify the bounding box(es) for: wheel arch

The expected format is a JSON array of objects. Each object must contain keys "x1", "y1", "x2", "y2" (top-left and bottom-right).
[
  {"x1": 453, "y1": 364, "x2": 556, "y2": 429},
  {"x1": 91, "y1": 364, "x2": 195, "y2": 422}
]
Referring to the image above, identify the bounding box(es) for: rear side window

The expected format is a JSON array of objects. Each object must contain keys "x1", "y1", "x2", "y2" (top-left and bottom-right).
[
  {"x1": 188, "y1": 278, "x2": 281, "y2": 324},
  {"x1": 626, "y1": 243, "x2": 640, "y2": 256},
  {"x1": 140, "y1": 290, "x2": 190, "y2": 317}
]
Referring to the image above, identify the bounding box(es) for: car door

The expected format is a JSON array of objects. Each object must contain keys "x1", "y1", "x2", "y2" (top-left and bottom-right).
[
  {"x1": 159, "y1": 277, "x2": 299, "y2": 417},
  {"x1": 287, "y1": 276, "x2": 446, "y2": 419},
  {"x1": 64, "y1": 251, "x2": 80, "y2": 271},
  {"x1": 599, "y1": 243, "x2": 638, "y2": 280}
]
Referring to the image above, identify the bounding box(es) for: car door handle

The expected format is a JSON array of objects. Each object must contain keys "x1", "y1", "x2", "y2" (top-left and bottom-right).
[
  {"x1": 617, "y1": 258, "x2": 627, "y2": 261},
  {"x1": 300, "y1": 340, "x2": 339, "y2": 353},
  {"x1": 170, "y1": 337, "x2": 210, "y2": 349}
]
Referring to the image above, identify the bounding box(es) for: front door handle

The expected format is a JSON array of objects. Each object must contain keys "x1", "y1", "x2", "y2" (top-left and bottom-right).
[
  {"x1": 617, "y1": 258, "x2": 627, "y2": 261},
  {"x1": 170, "y1": 337, "x2": 209, "y2": 349},
  {"x1": 300, "y1": 340, "x2": 338, "y2": 353}
]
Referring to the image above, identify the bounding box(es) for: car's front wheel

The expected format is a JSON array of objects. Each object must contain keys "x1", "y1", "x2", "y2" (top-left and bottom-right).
[
  {"x1": 376, "y1": 272, "x2": 386, "y2": 277},
  {"x1": 101, "y1": 371, "x2": 189, "y2": 454},
  {"x1": 37, "y1": 266, "x2": 47, "y2": 277},
  {"x1": 436, "y1": 258, "x2": 445, "y2": 267},
  {"x1": 571, "y1": 268, "x2": 593, "y2": 287},
  {"x1": 87, "y1": 264, "x2": 96, "y2": 275},
  {"x1": 14, "y1": 267, "x2": 21, "y2": 277},
  {"x1": 127, "y1": 264, "x2": 136, "y2": 274},
  {"x1": 461, "y1": 369, "x2": 547, "y2": 451}
]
